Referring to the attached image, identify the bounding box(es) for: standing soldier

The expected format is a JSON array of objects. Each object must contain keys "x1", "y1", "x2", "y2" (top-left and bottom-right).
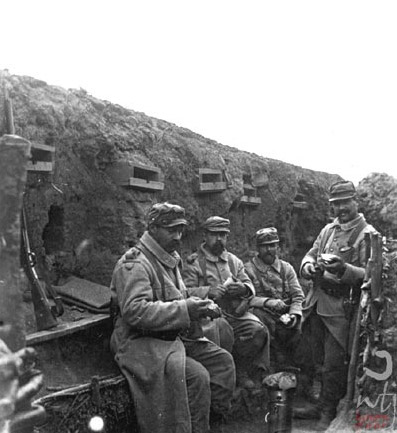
[
  {"x1": 110, "y1": 203, "x2": 235, "y2": 433},
  {"x1": 183, "y1": 216, "x2": 269, "y2": 390},
  {"x1": 245, "y1": 227, "x2": 304, "y2": 370},
  {"x1": 294, "y1": 180, "x2": 377, "y2": 431}
]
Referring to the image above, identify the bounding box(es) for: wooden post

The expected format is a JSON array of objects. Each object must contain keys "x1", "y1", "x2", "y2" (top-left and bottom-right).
[{"x1": 0, "y1": 134, "x2": 31, "y2": 351}]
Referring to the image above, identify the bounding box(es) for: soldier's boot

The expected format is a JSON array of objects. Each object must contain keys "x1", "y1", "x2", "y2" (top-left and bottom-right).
[
  {"x1": 236, "y1": 369, "x2": 256, "y2": 390},
  {"x1": 297, "y1": 373, "x2": 320, "y2": 404},
  {"x1": 313, "y1": 406, "x2": 337, "y2": 431}
]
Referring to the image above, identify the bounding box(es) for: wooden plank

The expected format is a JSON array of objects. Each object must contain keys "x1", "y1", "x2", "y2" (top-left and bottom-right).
[
  {"x1": 293, "y1": 201, "x2": 308, "y2": 209},
  {"x1": 199, "y1": 168, "x2": 223, "y2": 175},
  {"x1": 27, "y1": 161, "x2": 53, "y2": 172},
  {"x1": 31, "y1": 142, "x2": 55, "y2": 152},
  {"x1": 241, "y1": 196, "x2": 261, "y2": 205},
  {"x1": 133, "y1": 162, "x2": 162, "y2": 174},
  {"x1": 26, "y1": 314, "x2": 111, "y2": 345},
  {"x1": 128, "y1": 178, "x2": 165, "y2": 191},
  {"x1": 35, "y1": 374, "x2": 126, "y2": 402},
  {"x1": 198, "y1": 181, "x2": 227, "y2": 193}
]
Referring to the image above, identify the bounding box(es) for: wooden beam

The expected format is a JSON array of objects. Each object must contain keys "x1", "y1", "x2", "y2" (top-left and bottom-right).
[{"x1": 26, "y1": 314, "x2": 111, "y2": 345}]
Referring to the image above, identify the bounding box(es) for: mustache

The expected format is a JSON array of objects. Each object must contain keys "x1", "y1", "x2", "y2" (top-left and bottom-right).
[
  {"x1": 212, "y1": 242, "x2": 225, "y2": 253},
  {"x1": 167, "y1": 239, "x2": 181, "y2": 251}
]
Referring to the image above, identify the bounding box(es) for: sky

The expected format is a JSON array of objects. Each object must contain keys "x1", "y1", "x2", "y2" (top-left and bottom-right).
[{"x1": 2, "y1": 1, "x2": 397, "y2": 185}]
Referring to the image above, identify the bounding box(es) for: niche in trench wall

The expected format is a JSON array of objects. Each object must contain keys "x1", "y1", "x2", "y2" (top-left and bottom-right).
[
  {"x1": 240, "y1": 174, "x2": 261, "y2": 206},
  {"x1": 42, "y1": 205, "x2": 65, "y2": 254}
]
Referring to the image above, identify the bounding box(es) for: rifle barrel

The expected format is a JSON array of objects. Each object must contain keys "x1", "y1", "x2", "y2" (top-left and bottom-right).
[{"x1": 21, "y1": 205, "x2": 58, "y2": 331}]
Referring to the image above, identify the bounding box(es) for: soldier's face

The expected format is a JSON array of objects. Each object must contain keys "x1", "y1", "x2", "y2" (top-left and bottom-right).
[
  {"x1": 151, "y1": 225, "x2": 184, "y2": 253},
  {"x1": 204, "y1": 231, "x2": 228, "y2": 256},
  {"x1": 331, "y1": 198, "x2": 358, "y2": 223},
  {"x1": 258, "y1": 243, "x2": 278, "y2": 264}
]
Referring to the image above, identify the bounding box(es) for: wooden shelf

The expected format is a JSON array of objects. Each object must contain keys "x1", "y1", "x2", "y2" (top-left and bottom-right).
[
  {"x1": 127, "y1": 177, "x2": 164, "y2": 191},
  {"x1": 241, "y1": 196, "x2": 261, "y2": 205},
  {"x1": 109, "y1": 162, "x2": 164, "y2": 191},
  {"x1": 26, "y1": 142, "x2": 55, "y2": 173},
  {"x1": 293, "y1": 201, "x2": 308, "y2": 209},
  {"x1": 27, "y1": 161, "x2": 53, "y2": 172},
  {"x1": 240, "y1": 183, "x2": 261, "y2": 205},
  {"x1": 26, "y1": 314, "x2": 111, "y2": 345},
  {"x1": 198, "y1": 168, "x2": 227, "y2": 193}
]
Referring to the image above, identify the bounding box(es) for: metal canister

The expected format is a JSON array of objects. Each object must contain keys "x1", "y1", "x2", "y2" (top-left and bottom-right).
[{"x1": 265, "y1": 388, "x2": 294, "y2": 433}]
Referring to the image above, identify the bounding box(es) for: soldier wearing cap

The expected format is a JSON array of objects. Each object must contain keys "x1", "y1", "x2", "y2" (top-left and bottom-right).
[
  {"x1": 244, "y1": 227, "x2": 304, "y2": 370},
  {"x1": 294, "y1": 181, "x2": 377, "y2": 431},
  {"x1": 110, "y1": 203, "x2": 235, "y2": 433},
  {"x1": 183, "y1": 216, "x2": 270, "y2": 390}
]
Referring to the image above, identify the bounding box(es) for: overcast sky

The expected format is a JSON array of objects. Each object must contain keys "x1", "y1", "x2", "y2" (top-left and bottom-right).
[{"x1": 2, "y1": 1, "x2": 396, "y2": 185}]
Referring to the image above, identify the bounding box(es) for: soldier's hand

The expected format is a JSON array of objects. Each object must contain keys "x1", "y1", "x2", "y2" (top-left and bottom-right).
[
  {"x1": 285, "y1": 314, "x2": 299, "y2": 328},
  {"x1": 265, "y1": 299, "x2": 288, "y2": 312},
  {"x1": 186, "y1": 297, "x2": 211, "y2": 320},
  {"x1": 301, "y1": 262, "x2": 316, "y2": 279},
  {"x1": 226, "y1": 282, "x2": 248, "y2": 298},
  {"x1": 322, "y1": 256, "x2": 346, "y2": 276},
  {"x1": 208, "y1": 285, "x2": 227, "y2": 300}
]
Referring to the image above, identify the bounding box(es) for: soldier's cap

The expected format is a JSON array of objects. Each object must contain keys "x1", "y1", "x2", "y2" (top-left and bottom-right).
[
  {"x1": 202, "y1": 216, "x2": 230, "y2": 233},
  {"x1": 328, "y1": 180, "x2": 356, "y2": 202},
  {"x1": 147, "y1": 202, "x2": 188, "y2": 227},
  {"x1": 255, "y1": 227, "x2": 279, "y2": 245}
]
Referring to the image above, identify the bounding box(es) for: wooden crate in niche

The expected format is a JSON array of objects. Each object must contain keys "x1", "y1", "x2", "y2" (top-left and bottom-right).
[
  {"x1": 109, "y1": 161, "x2": 164, "y2": 191},
  {"x1": 292, "y1": 193, "x2": 308, "y2": 209},
  {"x1": 241, "y1": 183, "x2": 261, "y2": 206},
  {"x1": 198, "y1": 168, "x2": 227, "y2": 193},
  {"x1": 27, "y1": 142, "x2": 55, "y2": 173}
]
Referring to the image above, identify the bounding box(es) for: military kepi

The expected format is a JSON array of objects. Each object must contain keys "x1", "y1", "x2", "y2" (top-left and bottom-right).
[
  {"x1": 328, "y1": 180, "x2": 356, "y2": 202},
  {"x1": 202, "y1": 216, "x2": 230, "y2": 232},
  {"x1": 148, "y1": 202, "x2": 188, "y2": 227},
  {"x1": 256, "y1": 227, "x2": 279, "y2": 245}
]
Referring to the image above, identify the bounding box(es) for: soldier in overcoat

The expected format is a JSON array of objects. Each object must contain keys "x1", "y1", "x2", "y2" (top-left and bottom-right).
[
  {"x1": 294, "y1": 181, "x2": 377, "y2": 431},
  {"x1": 110, "y1": 203, "x2": 235, "y2": 433}
]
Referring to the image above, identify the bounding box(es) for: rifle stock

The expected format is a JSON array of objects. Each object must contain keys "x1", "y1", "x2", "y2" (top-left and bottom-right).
[
  {"x1": 343, "y1": 232, "x2": 372, "y2": 408},
  {"x1": 370, "y1": 233, "x2": 383, "y2": 326},
  {"x1": 21, "y1": 204, "x2": 58, "y2": 331}
]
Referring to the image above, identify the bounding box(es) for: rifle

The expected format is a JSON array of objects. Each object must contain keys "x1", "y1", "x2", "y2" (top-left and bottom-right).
[
  {"x1": 335, "y1": 232, "x2": 381, "y2": 425},
  {"x1": 369, "y1": 233, "x2": 383, "y2": 336},
  {"x1": 20, "y1": 204, "x2": 59, "y2": 331}
]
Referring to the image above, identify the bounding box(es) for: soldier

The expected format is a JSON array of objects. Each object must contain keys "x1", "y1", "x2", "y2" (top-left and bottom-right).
[
  {"x1": 182, "y1": 216, "x2": 269, "y2": 389},
  {"x1": 245, "y1": 227, "x2": 305, "y2": 370},
  {"x1": 294, "y1": 180, "x2": 377, "y2": 431},
  {"x1": 110, "y1": 203, "x2": 235, "y2": 433}
]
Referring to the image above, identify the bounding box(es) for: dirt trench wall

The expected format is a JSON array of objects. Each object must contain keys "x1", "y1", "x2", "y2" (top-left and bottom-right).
[
  {"x1": 357, "y1": 172, "x2": 397, "y2": 239},
  {"x1": 1, "y1": 72, "x2": 340, "y2": 286}
]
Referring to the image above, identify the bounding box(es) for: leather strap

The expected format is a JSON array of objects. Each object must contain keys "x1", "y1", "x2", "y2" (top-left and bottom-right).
[
  {"x1": 137, "y1": 243, "x2": 166, "y2": 301},
  {"x1": 197, "y1": 250, "x2": 237, "y2": 284}
]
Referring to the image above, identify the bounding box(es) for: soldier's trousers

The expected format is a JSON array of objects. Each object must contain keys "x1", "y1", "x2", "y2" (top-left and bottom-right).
[
  {"x1": 300, "y1": 311, "x2": 348, "y2": 411},
  {"x1": 201, "y1": 313, "x2": 270, "y2": 374},
  {"x1": 184, "y1": 338, "x2": 236, "y2": 432},
  {"x1": 226, "y1": 312, "x2": 270, "y2": 373}
]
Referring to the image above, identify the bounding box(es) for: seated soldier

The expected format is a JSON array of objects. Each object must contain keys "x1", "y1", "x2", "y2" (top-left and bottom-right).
[
  {"x1": 245, "y1": 227, "x2": 305, "y2": 370},
  {"x1": 183, "y1": 216, "x2": 270, "y2": 390},
  {"x1": 110, "y1": 203, "x2": 235, "y2": 433}
]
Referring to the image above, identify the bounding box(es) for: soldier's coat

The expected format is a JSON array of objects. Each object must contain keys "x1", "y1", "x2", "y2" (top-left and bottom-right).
[
  {"x1": 110, "y1": 231, "x2": 192, "y2": 433},
  {"x1": 300, "y1": 213, "x2": 376, "y2": 351}
]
